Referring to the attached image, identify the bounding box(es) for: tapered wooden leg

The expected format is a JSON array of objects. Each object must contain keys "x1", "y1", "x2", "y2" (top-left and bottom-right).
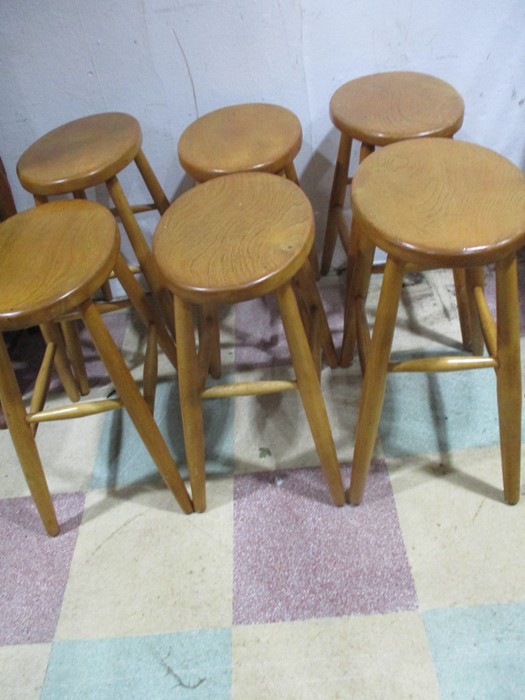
[
  {"x1": 173, "y1": 296, "x2": 207, "y2": 512},
  {"x1": 113, "y1": 254, "x2": 178, "y2": 370},
  {"x1": 283, "y1": 161, "x2": 320, "y2": 279},
  {"x1": 452, "y1": 269, "x2": 472, "y2": 351},
  {"x1": 340, "y1": 232, "x2": 375, "y2": 368},
  {"x1": 465, "y1": 267, "x2": 485, "y2": 356},
  {"x1": 39, "y1": 323, "x2": 82, "y2": 401},
  {"x1": 321, "y1": 133, "x2": 352, "y2": 275},
  {"x1": 200, "y1": 304, "x2": 222, "y2": 379},
  {"x1": 134, "y1": 149, "x2": 170, "y2": 214},
  {"x1": 276, "y1": 282, "x2": 345, "y2": 506},
  {"x1": 348, "y1": 257, "x2": 405, "y2": 505},
  {"x1": 0, "y1": 334, "x2": 59, "y2": 535},
  {"x1": 106, "y1": 175, "x2": 174, "y2": 334},
  {"x1": 495, "y1": 255, "x2": 521, "y2": 504},
  {"x1": 80, "y1": 300, "x2": 193, "y2": 515},
  {"x1": 60, "y1": 319, "x2": 90, "y2": 395}
]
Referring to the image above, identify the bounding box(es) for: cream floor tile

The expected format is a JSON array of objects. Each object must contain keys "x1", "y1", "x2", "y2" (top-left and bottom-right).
[
  {"x1": 232, "y1": 611, "x2": 439, "y2": 699},
  {"x1": 392, "y1": 444, "x2": 525, "y2": 609},
  {"x1": 0, "y1": 643, "x2": 51, "y2": 700},
  {"x1": 0, "y1": 412, "x2": 104, "y2": 498},
  {"x1": 55, "y1": 478, "x2": 233, "y2": 640}
]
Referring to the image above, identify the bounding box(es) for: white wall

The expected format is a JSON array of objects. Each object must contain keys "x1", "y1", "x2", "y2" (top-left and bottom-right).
[{"x1": 1, "y1": 0, "x2": 524, "y2": 258}]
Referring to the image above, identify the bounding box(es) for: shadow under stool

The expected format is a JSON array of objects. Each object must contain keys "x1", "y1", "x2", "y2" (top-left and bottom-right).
[
  {"x1": 16, "y1": 112, "x2": 172, "y2": 395},
  {"x1": 177, "y1": 103, "x2": 333, "y2": 374},
  {"x1": 0, "y1": 199, "x2": 192, "y2": 536},
  {"x1": 346, "y1": 138, "x2": 525, "y2": 506},
  {"x1": 153, "y1": 172, "x2": 345, "y2": 512}
]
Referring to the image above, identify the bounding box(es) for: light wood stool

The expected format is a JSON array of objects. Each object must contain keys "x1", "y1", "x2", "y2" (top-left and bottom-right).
[
  {"x1": 0, "y1": 200, "x2": 192, "y2": 535},
  {"x1": 347, "y1": 138, "x2": 525, "y2": 506},
  {"x1": 178, "y1": 103, "x2": 329, "y2": 372},
  {"x1": 153, "y1": 172, "x2": 345, "y2": 512},
  {"x1": 16, "y1": 113, "x2": 172, "y2": 394}
]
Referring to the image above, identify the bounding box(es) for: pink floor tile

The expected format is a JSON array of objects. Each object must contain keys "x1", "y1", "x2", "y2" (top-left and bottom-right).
[
  {"x1": 0, "y1": 493, "x2": 84, "y2": 644},
  {"x1": 233, "y1": 463, "x2": 417, "y2": 625}
]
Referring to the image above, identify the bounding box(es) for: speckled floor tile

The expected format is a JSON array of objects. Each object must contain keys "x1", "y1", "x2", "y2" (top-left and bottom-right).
[
  {"x1": 0, "y1": 643, "x2": 51, "y2": 700},
  {"x1": 423, "y1": 602, "x2": 525, "y2": 700},
  {"x1": 55, "y1": 478, "x2": 233, "y2": 640},
  {"x1": 0, "y1": 493, "x2": 84, "y2": 644},
  {"x1": 232, "y1": 612, "x2": 439, "y2": 699},
  {"x1": 392, "y1": 444, "x2": 525, "y2": 609},
  {"x1": 233, "y1": 464, "x2": 417, "y2": 625},
  {"x1": 42, "y1": 628, "x2": 231, "y2": 700}
]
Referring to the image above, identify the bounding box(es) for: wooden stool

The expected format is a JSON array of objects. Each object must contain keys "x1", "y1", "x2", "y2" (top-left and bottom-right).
[
  {"x1": 347, "y1": 138, "x2": 525, "y2": 506},
  {"x1": 153, "y1": 172, "x2": 345, "y2": 512},
  {"x1": 178, "y1": 103, "x2": 330, "y2": 371},
  {"x1": 321, "y1": 71, "x2": 464, "y2": 275},
  {"x1": 0, "y1": 200, "x2": 192, "y2": 536},
  {"x1": 16, "y1": 113, "x2": 172, "y2": 393}
]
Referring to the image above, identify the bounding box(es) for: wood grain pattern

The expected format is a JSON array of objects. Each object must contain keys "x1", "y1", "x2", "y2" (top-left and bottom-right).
[
  {"x1": 178, "y1": 103, "x2": 302, "y2": 182},
  {"x1": 154, "y1": 172, "x2": 314, "y2": 304},
  {"x1": 330, "y1": 71, "x2": 464, "y2": 146},
  {"x1": 17, "y1": 113, "x2": 141, "y2": 195}
]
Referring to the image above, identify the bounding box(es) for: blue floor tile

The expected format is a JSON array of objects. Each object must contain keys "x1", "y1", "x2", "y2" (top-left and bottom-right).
[
  {"x1": 42, "y1": 628, "x2": 232, "y2": 699},
  {"x1": 91, "y1": 379, "x2": 234, "y2": 488},
  {"x1": 380, "y1": 359, "x2": 524, "y2": 456},
  {"x1": 423, "y1": 603, "x2": 525, "y2": 699}
]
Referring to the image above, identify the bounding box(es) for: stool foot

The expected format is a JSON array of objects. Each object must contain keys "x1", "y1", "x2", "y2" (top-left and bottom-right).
[
  {"x1": 276, "y1": 282, "x2": 345, "y2": 506},
  {"x1": 0, "y1": 335, "x2": 60, "y2": 536}
]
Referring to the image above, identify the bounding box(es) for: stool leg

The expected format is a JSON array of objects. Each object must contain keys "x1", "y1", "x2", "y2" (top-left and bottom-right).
[
  {"x1": 495, "y1": 255, "x2": 521, "y2": 504},
  {"x1": 80, "y1": 299, "x2": 193, "y2": 515},
  {"x1": 348, "y1": 257, "x2": 405, "y2": 505},
  {"x1": 199, "y1": 304, "x2": 222, "y2": 380},
  {"x1": 321, "y1": 133, "x2": 352, "y2": 275},
  {"x1": 0, "y1": 334, "x2": 59, "y2": 536},
  {"x1": 283, "y1": 161, "x2": 320, "y2": 279},
  {"x1": 452, "y1": 269, "x2": 472, "y2": 351},
  {"x1": 293, "y1": 261, "x2": 338, "y2": 370},
  {"x1": 173, "y1": 296, "x2": 207, "y2": 512},
  {"x1": 134, "y1": 149, "x2": 170, "y2": 214},
  {"x1": 113, "y1": 253, "x2": 178, "y2": 370},
  {"x1": 465, "y1": 267, "x2": 486, "y2": 356},
  {"x1": 106, "y1": 174, "x2": 174, "y2": 333},
  {"x1": 275, "y1": 282, "x2": 345, "y2": 506},
  {"x1": 39, "y1": 323, "x2": 82, "y2": 401},
  {"x1": 340, "y1": 231, "x2": 375, "y2": 369}
]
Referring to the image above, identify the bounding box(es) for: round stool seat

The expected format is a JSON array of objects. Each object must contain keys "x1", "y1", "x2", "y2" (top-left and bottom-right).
[
  {"x1": 330, "y1": 71, "x2": 464, "y2": 146},
  {"x1": 154, "y1": 172, "x2": 313, "y2": 303},
  {"x1": 177, "y1": 103, "x2": 302, "y2": 181},
  {"x1": 17, "y1": 113, "x2": 142, "y2": 195},
  {"x1": 352, "y1": 138, "x2": 525, "y2": 267},
  {"x1": 0, "y1": 200, "x2": 119, "y2": 331}
]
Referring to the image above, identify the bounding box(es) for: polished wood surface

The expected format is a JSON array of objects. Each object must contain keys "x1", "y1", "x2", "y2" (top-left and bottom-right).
[
  {"x1": 17, "y1": 113, "x2": 142, "y2": 195},
  {"x1": 329, "y1": 71, "x2": 464, "y2": 146},
  {"x1": 347, "y1": 138, "x2": 525, "y2": 507},
  {"x1": 178, "y1": 103, "x2": 302, "y2": 182},
  {"x1": 155, "y1": 172, "x2": 313, "y2": 304},
  {"x1": 321, "y1": 71, "x2": 464, "y2": 275},
  {"x1": 351, "y1": 139, "x2": 525, "y2": 266},
  {"x1": 0, "y1": 200, "x2": 192, "y2": 535},
  {"x1": 0, "y1": 201, "x2": 118, "y2": 331},
  {"x1": 155, "y1": 172, "x2": 344, "y2": 511}
]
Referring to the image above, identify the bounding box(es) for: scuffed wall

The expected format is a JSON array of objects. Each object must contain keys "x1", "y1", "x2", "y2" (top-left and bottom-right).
[{"x1": 1, "y1": 0, "x2": 524, "y2": 258}]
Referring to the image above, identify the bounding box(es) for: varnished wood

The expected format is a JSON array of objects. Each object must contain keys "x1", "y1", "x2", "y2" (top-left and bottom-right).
[
  {"x1": 154, "y1": 173, "x2": 314, "y2": 305},
  {"x1": 0, "y1": 200, "x2": 192, "y2": 534},
  {"x1": 156, "y1": 172, "x2": 345, "y2": 509},
  {"x1": 17, "y1": 113, "x2": 142, "y2": 195},
  {"x1": 178, "y1": 103, "x2": 302, "y2": 181},
  {"x1": 348, "y1": 139, "x2": 525, "y2": 506}
]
